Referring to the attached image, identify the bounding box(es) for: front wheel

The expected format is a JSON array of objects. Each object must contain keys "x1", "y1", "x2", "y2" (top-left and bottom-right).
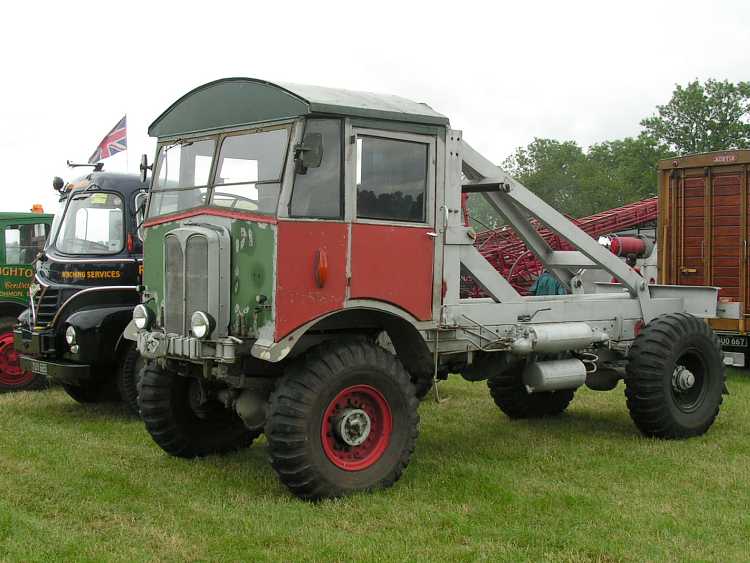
[
  {"x1": 625, "y1": 313, "x2": 725, "y2": 439},
  {"x1": 0, "y1": 317, "x2": 46, "y2": 393},
  {"x1": 139, "y1": 365, "x2": 259, "y2": 458},
  {"x1": 62, "y1": 373, "x2": 118, "y2": 404},
  {"x1": 117, "y1": 345, "x2": 144, "y2": 416},
  {"x1": 266, "y1": 340, "x2": 420, "y2": 500}
]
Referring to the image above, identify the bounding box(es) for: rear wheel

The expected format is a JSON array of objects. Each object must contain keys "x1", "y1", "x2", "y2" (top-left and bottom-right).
[
  {"x1": 0, "y1": 317, "x2": 46, "y2": 392},
  {"x1": 266, "y1": 340, "x2": 419, "y2": 500},
  {"x1": 140, "y1": 365, "x2": 258, "y2": 458},
  {"x1": 487, "y1": 360, "x2": 575, "y2": 418},
  {"x1": 411, "y1": 375, "x2": 433, "y2": 400},
  {"x1": 117, "y1": 345, "x2": 144, "y2": 416},
  {"x1": 625, "y1": 313, "x2": 724, "y2": 439}
]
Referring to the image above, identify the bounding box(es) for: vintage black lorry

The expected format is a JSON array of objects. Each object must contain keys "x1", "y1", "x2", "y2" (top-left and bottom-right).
[{"x1": 14, "y1": 170, "x2": 148, "y2": 413}]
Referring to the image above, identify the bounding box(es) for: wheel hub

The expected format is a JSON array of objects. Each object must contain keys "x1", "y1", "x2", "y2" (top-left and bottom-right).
[
  {"x1": 0, "y1": 331, "x2": 33, "y2": 388},
  {"x1": 335, "y1": 408, "x2": 372, "y2": 446},
  {"x1": 321, "y1": 384, "x2": 393, "y2": 471},
  {"x1": 672, "y1": 365, "x2": 696, "y2": 392}
]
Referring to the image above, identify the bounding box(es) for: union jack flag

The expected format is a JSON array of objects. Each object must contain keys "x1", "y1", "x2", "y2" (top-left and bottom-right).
[{"x1": 88, "y1": 115, "x2": 127, "y2": 164}]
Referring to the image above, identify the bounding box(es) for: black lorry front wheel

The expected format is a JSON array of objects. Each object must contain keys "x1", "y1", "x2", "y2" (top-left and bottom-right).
[
  {"x1": 266, "y1": 340, "x2": 420, "y2": 501},
  {"x1": 139, "y1": 365, "x2": 258, "y2": 458},
  {"x1": 117, "y1": 345, "x2": 144, "y2": 416},
  {"x1": 61, "y1": 376, "x2": 117, "y2": 404},
  {"x1": 0, "y1": 317, "x2": 47, "y2": 393},
  {"x1": 487, "y1": 360, "x2": 575, "y2": 419},
  {"x1": 625, "y1": 313, "x2": 725, "y2": 439}
]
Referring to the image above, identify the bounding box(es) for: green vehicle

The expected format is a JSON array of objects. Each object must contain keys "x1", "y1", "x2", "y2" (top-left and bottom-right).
[{"x1": 0, "y1": 209, "x2": 54, "y2": 392}]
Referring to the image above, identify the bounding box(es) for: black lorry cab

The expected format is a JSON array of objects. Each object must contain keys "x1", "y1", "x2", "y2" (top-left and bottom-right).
[{"x1": 14, "y1": 171, "x2": 147, "y2": 413}]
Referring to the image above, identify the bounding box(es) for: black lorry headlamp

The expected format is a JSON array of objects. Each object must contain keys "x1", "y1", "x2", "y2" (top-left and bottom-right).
[{"x1": 65, "y1": 325, "x2": 77, "y2": 346}]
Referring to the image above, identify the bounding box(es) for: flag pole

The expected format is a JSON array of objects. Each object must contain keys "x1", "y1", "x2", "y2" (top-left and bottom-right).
[{"x1": 125, "y1": 113, "x2": 129, "y2": 172}]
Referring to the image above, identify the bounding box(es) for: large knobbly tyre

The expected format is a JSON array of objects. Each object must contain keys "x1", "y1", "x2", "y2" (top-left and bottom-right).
[
  {"x1": 140, "y1": 365, "x2": 258, "y2": 458},
  {"x1": 266, "y1": 340, "x2": 420, "y2": 501},
  {"x1": 117, "y1": 345, "x2": 144, "y2": 416},
  {"x1": 0, "y1": 317, "x2": 47, "y2": 392},
  {"x1": 625, "y1": 312, "x2": 725, "y2": 439},
  {"x1": 487, "y1": 361, "x2": 575, "y2": 419}
]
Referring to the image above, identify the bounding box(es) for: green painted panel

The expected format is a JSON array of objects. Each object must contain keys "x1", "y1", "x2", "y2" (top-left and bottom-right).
[
  {"x1": 142, "y1": 223, "x2": 169, "y2": 323},
  {"x1": 228, "y1": 220, "x2": 275, "y2": 337},
  {"x1": 142, "y1": 215, "x2": 276, "y2": 339}
]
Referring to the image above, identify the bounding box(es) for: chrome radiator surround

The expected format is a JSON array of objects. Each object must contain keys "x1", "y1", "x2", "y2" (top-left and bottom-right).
[{"x1": 162, "y1": 224, "x2": 231, "y2": 339}]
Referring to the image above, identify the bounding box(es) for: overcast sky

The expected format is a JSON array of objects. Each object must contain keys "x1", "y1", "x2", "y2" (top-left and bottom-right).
[{"x1": 2, "y1": 0, "x2": 748, "y2": 215}]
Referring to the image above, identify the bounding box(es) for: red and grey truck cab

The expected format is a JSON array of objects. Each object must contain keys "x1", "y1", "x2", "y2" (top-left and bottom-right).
[{"x1": 14, "y1": 171, "x2": 148, "y2": 413}]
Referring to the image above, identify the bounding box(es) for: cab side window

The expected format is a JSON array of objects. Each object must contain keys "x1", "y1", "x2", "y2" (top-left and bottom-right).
[
  {"x1": 290, "y1": 119, "x2": 342, "y2": 219},
  {"x1": 4, "y1": 223, "x2": 49, "y2": 264},
  {"x1": 356, "y1": 136, "x2": 428, "y2": 223}
]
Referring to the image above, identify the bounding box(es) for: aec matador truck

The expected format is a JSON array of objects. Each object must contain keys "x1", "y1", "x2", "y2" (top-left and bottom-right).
[{"x1": 130, "y1": 78, "x2": 729, "y2": 500}]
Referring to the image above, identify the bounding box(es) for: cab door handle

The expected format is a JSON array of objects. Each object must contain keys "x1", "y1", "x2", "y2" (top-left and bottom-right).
[{"x1": 426, "y1": 232, "x2": 438, "y2": 238}]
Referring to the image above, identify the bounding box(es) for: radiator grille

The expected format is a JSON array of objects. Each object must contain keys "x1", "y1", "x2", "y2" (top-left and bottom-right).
[
  {"x1": 185, "y1": 235, "x2": 209, "y2": 330},
  {"x1": 165, "y1": 234, "x2": 184, "y2": 334},
  {"x1": 33, "y1": 287, "x2": 60, "y2": 327}
]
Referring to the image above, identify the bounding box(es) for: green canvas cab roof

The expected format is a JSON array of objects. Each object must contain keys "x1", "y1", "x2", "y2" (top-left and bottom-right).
[{"x1": 148, "y1": 77, "x2": 449, "y2": 138}]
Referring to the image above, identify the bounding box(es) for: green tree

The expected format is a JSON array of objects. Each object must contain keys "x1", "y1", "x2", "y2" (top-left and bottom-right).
[
  {"x1": 501, "y1": 138, "x2": 589, "y2": 216},
  {"x1": 640, "y1": 79, "x2": 750, "y2": 154},
  {"x1": 467, "y1": 135, "x2": 667, "y2": 226},
  {"x1": 584, "y1": 134, "x2": 669, "y2": 207}
]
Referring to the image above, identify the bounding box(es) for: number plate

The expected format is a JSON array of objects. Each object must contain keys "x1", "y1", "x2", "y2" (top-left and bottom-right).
[
  {"x1": 718, "y1": 334, "x2": 748, "y2": 348},
  {"x1": 29, "y1": 360, "x2": 48, "y2": 375}
]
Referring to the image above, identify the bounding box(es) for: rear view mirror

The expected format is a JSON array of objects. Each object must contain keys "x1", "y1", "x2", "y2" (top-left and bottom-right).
[
  {"x1": 134, "y1": 192, "x2": 148, "y2": 241},
  {"x1": 52, "y1": 176, "x2": 65, "y2": 191},
  {"x1": 294, "y1": 133, "x2": 323, "y2": 175},
  {"x1": 140, "y1": 154, "x2": 152, "y2": 184}
]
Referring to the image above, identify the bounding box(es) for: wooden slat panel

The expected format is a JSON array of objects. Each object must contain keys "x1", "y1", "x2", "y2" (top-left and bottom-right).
[{"x1": 712, "y1": 173, "x2": 741, "y2": 300}]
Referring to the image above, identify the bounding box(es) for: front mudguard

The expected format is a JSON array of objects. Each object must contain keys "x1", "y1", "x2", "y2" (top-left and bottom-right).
[{"x1": 63, "y1": 305, "x2": 134, "y2": 366}]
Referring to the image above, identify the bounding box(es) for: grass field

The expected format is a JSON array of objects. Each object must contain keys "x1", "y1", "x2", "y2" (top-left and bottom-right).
[{"x1": 1, "y1": 371, "x2": 749, "y2": 562}]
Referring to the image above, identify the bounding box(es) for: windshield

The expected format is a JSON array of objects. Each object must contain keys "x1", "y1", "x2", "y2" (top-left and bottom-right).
[
  {"x1": 147, "y1": 125, "x2": 290, "y2": 218},
  {"x1": 45, "y1": 199, "x2": 66, "y2": 250},
  {"x1": 55, "y1": 192, "x2": 124, "y2": 255}
]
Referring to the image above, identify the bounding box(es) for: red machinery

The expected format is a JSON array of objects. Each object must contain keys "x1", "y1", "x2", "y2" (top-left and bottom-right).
[{"x1": 469, "y1": 196, "x2": 658, "y2": 294}]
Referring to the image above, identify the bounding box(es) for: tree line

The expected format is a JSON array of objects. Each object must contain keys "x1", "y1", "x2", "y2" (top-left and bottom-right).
[{"x1": 469, "y1": 79, "x2": 750, "y2": 229}]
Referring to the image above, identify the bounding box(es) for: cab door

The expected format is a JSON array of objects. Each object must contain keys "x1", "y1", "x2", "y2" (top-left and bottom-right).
[{"x1": 348, "y1": 129, "x2": 436, "y2": 321}]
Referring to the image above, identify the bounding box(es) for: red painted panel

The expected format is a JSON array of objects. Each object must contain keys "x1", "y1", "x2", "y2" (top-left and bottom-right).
[
  {"x1": 144, "y1": 206, "x2": 277, "y2": 228},
  {"x1": 275, "y1": 221, "x2": 348, "y2": 340},
  {"x1": 350, "y1": 223, "x2": 434, "y2": 320}
]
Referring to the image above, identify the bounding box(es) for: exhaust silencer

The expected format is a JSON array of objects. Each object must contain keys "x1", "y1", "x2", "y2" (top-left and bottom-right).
[
  {"x1": 511, "y1": 322, "x2": 608, "y2": 355},
  {"x1": 523, "y1": 358, "x2": 587, "y2": 393}
]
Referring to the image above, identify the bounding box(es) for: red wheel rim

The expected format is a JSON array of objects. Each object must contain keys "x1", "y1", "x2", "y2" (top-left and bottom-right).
[
  {"x1": 321, "y1": 384, "x2": 392, "y2": 471},
  {"x1": 0, "y1": 331, "x2": 33, "y2": 388}
]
